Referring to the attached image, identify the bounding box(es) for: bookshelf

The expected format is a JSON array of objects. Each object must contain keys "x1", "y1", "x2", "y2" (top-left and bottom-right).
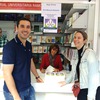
[
  {"x1": 28, "y1": 32, "x2": 74, "y2": 53},
  {"x1": 27, "y1": 32, "x2": 74, "y2": 68},
  {"x1": 63, "y1": 3, "x2": 88, "y2": 33}
]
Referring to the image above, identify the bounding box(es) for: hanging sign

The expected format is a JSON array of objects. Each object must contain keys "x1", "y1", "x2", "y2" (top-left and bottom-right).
[
  {"x1": 42, "y1": 3, "x2": 61, "y2": 17},
  {"x1": 43, "y1": 17, "x2": 58, "y2": 33},
  {"x1": 42, "y1": 3, "x2": 61, "y2": 33},
  {"x1": 0, "y1": 2, "x2": 41, "y2": 10}
]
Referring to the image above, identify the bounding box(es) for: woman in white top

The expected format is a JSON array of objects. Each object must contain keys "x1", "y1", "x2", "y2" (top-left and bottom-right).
[{"x1": 59, "y1": 31, "x2": 99, "y2": 100}]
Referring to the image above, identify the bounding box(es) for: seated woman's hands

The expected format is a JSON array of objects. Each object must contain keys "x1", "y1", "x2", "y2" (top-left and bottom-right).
[
  {"x1": 53, "y1": 68, "x2": 59, "y2": 72},
  {"x1": 40, "y1": 68, "x2": 59, "y2": 73},
  {"x1": 40, "y1": 68, "x2": 45, "y2": 73}
]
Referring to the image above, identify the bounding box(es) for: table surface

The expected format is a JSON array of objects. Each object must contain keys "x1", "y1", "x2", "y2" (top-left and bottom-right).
[
  {"x1": 31, "y1": 69, "x2": 74, "y2": 93},
  {"x1": 0, "y1": 69, "x2": 74, "y2": 93},
  {"x1": 0, "y1": 69, "x2": 76, "y2": 100}
]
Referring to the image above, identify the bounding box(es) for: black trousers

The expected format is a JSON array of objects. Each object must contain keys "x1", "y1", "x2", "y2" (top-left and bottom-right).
[
  {"x1": 77, "y1": 88, "x2": 88, "y2": 100},
  {"x1": 96, "y1": 86, "x2": 100, "y2": 100}
]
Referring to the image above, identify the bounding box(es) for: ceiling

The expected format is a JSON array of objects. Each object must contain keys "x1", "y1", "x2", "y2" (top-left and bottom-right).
[{"x1": 62, "y1": 4, "x2": 73, "y2": 15}]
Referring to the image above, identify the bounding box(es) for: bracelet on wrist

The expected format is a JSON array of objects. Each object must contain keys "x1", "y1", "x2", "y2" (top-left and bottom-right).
[{"x1": 36, "y1": 76, "x2": 40, "y2": 80}]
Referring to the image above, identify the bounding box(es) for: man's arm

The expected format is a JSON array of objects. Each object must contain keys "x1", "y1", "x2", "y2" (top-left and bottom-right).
[
  {"x1": 3, "y1": 64, "x2": 21, "y2": 100},
  {"x1": 30, "y1": 59, "x2": 43, "y2": 82}
]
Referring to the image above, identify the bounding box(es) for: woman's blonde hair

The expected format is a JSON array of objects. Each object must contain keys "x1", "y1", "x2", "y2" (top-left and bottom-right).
[{"x1": 75, "y1": 30, "x2": 88, "y2": 40}]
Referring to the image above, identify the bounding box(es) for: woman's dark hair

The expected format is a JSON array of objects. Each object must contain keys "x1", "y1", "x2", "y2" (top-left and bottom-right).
[
  {"x1": 49, "y1": 43, "x2": 60, "y2": 54},
  {"x1": 75, "y1": 30, "x2": 88, "y2": 40},
  {"x1": 16, "y1": 17, "x2": 32, "y2": 29}
]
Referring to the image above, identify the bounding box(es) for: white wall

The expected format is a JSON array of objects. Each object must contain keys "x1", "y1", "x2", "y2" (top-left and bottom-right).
[
  {"x1": 87, "y1": 4, "x2": 95, "y2": 40},
  {"x1": 97, "y1": 0, "x2": 100, "y2": 62},
  {"x1": 87, "y1": 4, "x2": 95, "y2": 48}
]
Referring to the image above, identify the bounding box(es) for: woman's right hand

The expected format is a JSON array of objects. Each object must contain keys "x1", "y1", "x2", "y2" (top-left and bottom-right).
[{"x1": 74, "y1": 82, "x2": 80, "y2": 87}]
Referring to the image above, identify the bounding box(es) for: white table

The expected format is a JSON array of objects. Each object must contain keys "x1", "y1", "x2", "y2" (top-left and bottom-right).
[
  {"x1": 31, "y1": 69, "x2": 77, "y2": 100},
  {"x1": 0, "y1": 69, "x2": 76, "y2": 100}
]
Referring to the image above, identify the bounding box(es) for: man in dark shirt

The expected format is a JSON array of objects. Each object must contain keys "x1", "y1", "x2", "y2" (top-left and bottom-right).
[{"x1": 2, "y1": 18, "x2": 43, "y2": 100}]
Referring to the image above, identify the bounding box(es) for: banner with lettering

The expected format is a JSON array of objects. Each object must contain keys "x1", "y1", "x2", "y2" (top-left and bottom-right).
[{"x1": 0, "y1": 2, "x2": 41, "y2": 13}]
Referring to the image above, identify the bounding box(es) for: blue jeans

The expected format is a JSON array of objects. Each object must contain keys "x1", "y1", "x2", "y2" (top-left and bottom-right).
[{"x1": 3, "y1": 85, "x2": 36, "y2": 100}]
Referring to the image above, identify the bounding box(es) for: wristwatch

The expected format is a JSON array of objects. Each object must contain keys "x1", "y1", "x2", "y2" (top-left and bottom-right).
[{"x1": 35, "y1": 76, "x2": 40, "y2": 79}]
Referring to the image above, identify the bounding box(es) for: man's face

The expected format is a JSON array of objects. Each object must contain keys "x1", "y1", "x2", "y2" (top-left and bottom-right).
[{"x1": 16, "y1": 20, "x2": 31, "y2": 40}]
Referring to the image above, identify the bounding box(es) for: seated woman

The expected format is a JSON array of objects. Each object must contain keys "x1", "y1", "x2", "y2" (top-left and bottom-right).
[{"x1": 40, "y1": 43, "x2": 63, "y2": 73}]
